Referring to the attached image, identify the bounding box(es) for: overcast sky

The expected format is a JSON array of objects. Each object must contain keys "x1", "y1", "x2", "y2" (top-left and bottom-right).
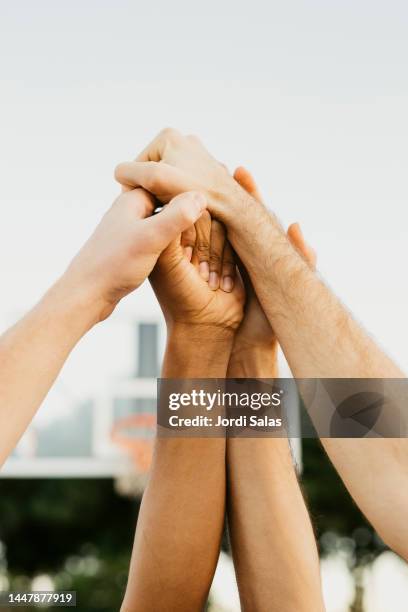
[{"x1": 1, "y1": 0, "x2": 408, "y2": 417}]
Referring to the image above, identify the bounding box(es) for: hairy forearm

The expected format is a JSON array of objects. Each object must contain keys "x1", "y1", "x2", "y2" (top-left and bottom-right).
[
  {"x1": 214, "y1": 186, "x2": 402, "y2": 378},
  {"x1": 226, "y1": 347, "x2": 324, "y2": 611},
  {"x1": 320, "y1": 437, "x2": 408, "y2": 561},
  {"x1": 122, "y1": 327, "x2": 233, "y2": 612},
  {"x1": 247, "y1": 234, "x2": 408, "y2": 558},
  {"x1": 220, "y1": 191, "x2": 408, "y2": 563},
  {"x1": 0, "y1": 276, "x2": 99, "y2": 467}
]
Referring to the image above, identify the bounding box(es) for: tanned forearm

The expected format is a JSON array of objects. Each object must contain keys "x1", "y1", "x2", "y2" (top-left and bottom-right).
[
  {"x1": 121, "y1": 325, "x2": 233, "y2": 612},
  {"x1": 226, "y1": 345, "x2": 325, "y2": 612},
  {"x1": 0, "y1": 276, "x2": 100, "y2": 467}
]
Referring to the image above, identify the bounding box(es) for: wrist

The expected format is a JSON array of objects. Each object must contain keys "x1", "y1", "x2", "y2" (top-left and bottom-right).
[
  {"x1": 168, "y1": 321, "x2": 235, "y2": 339},
  {"x1": 208, "y1": 178, "x2": 255, "y2": 224},
  {"x1": 46, "y1": 273, "x2": 104, "y2": 336},
  {"x1": 163, "y1": 323, "x2": 235, "y2": 377},
  {"x1": 208, "y1": 179, "x2": 277, "y2": 249},
  {"x1": 228, "y1": 341, "x2": 279, "y2": 378}
]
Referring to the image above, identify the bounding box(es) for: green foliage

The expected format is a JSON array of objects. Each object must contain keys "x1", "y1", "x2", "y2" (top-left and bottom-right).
[
  {"x1": 0, "y1": 479, "x2": 140, "y2": 611},
  {"x1": 0, "y1": 446, "x2": 388, "y2": 611},
  {"x1": 302, "y1": 438, "x2": 386, "y2": 562}
]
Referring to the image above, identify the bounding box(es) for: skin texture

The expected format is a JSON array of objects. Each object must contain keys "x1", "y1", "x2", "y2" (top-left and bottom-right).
[
  {"x1": 115, "y1": 128, "x2": 408, "y2": 561},
  {"x1": 121, "y1": 219, "x2": 245, "y2": 612},
  {"x1": 226, "y1": 168, "x2": 324, "y2": 612},
  {"x1": 230, "y1": 167, "x2": 316, "y2": 366},
  {"x1": 122, "y1": 168, "x2": 324, "y2": 612},
  {"x1": 0, "y1": 189, "x2": 207, "y2": 467},
  {"x1": 123, "y1": 139, "x2": 235, "y2": 293},
  {"x1": 182, "y1": 213, "x2": 236, "y2": 292},
  {"x1": 150, "y1": 212, "x2": 244, "y2": 332}
]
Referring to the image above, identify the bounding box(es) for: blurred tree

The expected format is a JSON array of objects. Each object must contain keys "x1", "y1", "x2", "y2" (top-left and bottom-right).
[
  {"x1": 302, "y1": 438, "x2": 386, "y2": 562},
  {"x1": 0, "y1": 479, "x2": 140, "y2": 611},
  {"x1": 0, "y1": 445, "x2": 389, "y2": 611}
]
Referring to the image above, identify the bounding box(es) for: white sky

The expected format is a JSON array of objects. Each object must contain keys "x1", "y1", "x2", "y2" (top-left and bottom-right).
[{"x1": 0, "y1": 0, "x2": 408, "y2": 408}]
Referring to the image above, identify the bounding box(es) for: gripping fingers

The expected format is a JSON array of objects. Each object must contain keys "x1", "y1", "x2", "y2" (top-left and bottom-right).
[
  {"x1": 208, "y1": 219, "x2": 226, "y2": 291},
  {"x1": 114, "y1": 161, "x2": 192, "y2": 203},
  {"x1": 136, "y1": 127, "x2": 183, "y2": 162},
  {"x1": 181, "y1": 225, "x2": 196, "y2": 261},
  {"x1": 287, "y1": 223, "x2": 317, "y2": 270},
  {"x1": 233, "y1": 166, "x2": 264, "y2": 203},
  {"x1": 194, "y1": 210, "x2": 212, "y2": 281},
  {"x1": 220, "y1": 242, "x2": 236, "y2": 293}
]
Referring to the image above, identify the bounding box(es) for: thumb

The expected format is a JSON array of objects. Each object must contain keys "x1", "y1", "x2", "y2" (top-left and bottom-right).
[{"x1": 145, "y1": 191, "x2": 207, "y2": 251}]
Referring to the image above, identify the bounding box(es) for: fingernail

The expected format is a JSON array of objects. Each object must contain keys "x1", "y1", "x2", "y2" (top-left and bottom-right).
[
  {"x1": 184, "y1": 246, "x2": 193, "y2": 261},
  {"x1": 199, "y1": 261, "x2": 210, "y2": 280},
  {"x1": 209, "y1": 271, "x2": 219, "y2": 290},
  {"x1": 221, "y1": 276, "x2": 234, "y2": 292}
]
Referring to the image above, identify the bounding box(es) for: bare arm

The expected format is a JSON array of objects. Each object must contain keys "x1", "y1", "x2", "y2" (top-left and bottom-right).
[
  {"x1": 223, "y1": 195, "x2": 408, "y2": 561},
  {"x1": 121, "y1": 213, "x2": 245, "y2": 611},
  {"x1": 115, "y1": 131, "x2": 408, "y2": 560},
  {"x1": 0, "y1": 189, "x2": 205, "y2": 468},
  {"x1": 0, "y1": 278, "x2": 100, "y2": 465},
  {"x1": 226, "y1": 345, "x2": 325, "y2": 612},
  {"x1": 225, "y1": 171, "x2": 324, "y2": 611},
  {"x1": 121, "y1": 329, "x2": 232, "y2": 612}
]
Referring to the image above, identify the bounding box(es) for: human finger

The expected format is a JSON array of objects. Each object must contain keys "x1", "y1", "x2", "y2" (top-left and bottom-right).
[
  {"x1": 115, "y1": 161, "x2": 196, "y2": 204},
  {"x1": 233, "y1": 166, "x2": 264, "y2": 203},
  {"x1": 208, "y1": 219, "x2": 226, "y2": 291},
  {"x1": 220, "y1": 241, "x2": 236, "y2": 293},
  {"x1": 135, "y1": 127, "x2": 183, "y2": 162},
  {"x1": 181, "y1": 225, "x2": 197, "y2": 262},
  {"x1": 287, "y1": 222, "x2": 317, "y2": 270},
  {"x1": 144, "y1": 192, "x2": 207, "y2": 252},
  {"x1": 193, "y1": 210, "x2": 212, "y2": 281}
]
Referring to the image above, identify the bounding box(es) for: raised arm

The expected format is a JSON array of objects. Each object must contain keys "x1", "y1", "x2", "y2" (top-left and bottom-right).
[
  {"x1": 225, "y1": 167, "x2": 324, "y2": 612},
  {"x1": 115, "y1": 130, "x2": 408, "y2": 561},
  {"x1": 114, "y1": 130, "x2": 401, "y2": 379},
  {"x1": 231, "y1": 168, "x2": 408, "y2": 562},
  {"x1": 121, "y1": 215, "x2": 244, "y2": 611},
  {"x1": 0, "y1": 189, "x2": 205, "y2": 467}
]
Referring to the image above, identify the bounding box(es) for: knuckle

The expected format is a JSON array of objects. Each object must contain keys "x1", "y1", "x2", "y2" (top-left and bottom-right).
[
  {"x1": 209, "y1": 253, "x2": 222, "y2": 266},
  {"x1": 145, "y1": 164, "x2": 160, "y2": 189},
  {"x1": 196, "y1": 242, "x2": 210, "y2": 254},
  {"x1": 181, "y1": 229, "x2": 196, "y2": 246},
  {"x1": 182, "y1": 225, "x2": 196, "y2": 238},
  {"x1": 183, "y1": 207, "x2": 199, "y2": 226},
  {"x1": 187, "y1": 134, "x2": 201, "y2": 144},
  {"x1": 222, "y1": 261, "x2": 235, "y2": 273},
  {"x1": 160, "y1": 127, "x2": 180, "y2": 142}
]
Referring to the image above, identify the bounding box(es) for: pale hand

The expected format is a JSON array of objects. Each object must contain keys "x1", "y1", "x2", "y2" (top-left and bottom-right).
[{"x1": 63, "y1": 188, "x2": 207, "y2": 324}]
